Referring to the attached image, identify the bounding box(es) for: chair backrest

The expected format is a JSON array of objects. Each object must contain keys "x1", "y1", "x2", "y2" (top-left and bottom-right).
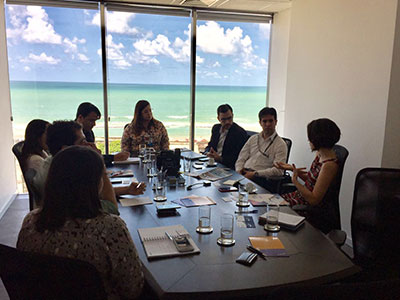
[
  {"x1": 12, "y1": 141, "x2": 39, "y2": 211},
  {"x1": 246, "y1": 130, "x2": 258, "y2": 138},
  {"x1": 282, "y1": 137, "x2": 292, "y2": 164},
  {"x1": 0, "y1": 243, "x2": 107, "y2": 300},
  {"x1": 307, "y1": 144, "x2": 349, "y2": 233},
  {"x1": 351, "y1": 168, "x2": 400, "y2": 270}
]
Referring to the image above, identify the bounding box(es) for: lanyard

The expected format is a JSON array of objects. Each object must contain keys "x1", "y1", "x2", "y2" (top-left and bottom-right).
[{"x1": 257, "y1": 133, "x2": 277, "y2": 157}]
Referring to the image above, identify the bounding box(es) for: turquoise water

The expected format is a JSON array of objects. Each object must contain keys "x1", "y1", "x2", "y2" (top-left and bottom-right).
[{"x1": 10, "y1": 81, "x2": 266, "y2": 141}]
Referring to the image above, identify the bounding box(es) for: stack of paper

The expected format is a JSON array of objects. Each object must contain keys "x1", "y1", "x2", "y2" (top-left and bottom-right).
[
  {"x1": 172, "y1": 195, "x2": 216, "y2": 207},
  {"x1": 259, "y1": 211, "x2": 305, "y2": 230},
  {"x1": 249, "y1": 236, "x2": 288, "y2": 257},
  {"x1": 248, "y1": 194, "x2": 289, "y2": 206},
  {"x1": 119, "y1": 196, "x2": 152, "y2": 207}
]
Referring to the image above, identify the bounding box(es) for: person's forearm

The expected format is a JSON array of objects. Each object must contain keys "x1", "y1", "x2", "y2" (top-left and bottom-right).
[
  {"x1": 101, "y1": 172, "x2": 118, "y2": 208},
  {"x1": 293, "y1": 179, "x2": 318, "y2": 205}
]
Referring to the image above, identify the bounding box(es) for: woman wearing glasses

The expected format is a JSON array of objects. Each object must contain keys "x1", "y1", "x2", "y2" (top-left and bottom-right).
[
  {"x1": 275, "y1": 118, "x2": 341, "y2": 207},
  {"x1": 121, "y1": 100, "x2": 169, "y2": 156}
]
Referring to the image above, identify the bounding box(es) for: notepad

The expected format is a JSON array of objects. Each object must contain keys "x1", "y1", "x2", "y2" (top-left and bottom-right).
[
  {"x1": 119, "y1": 196, "x2": 152, "y2": 207},
  {"x1": 138, "y1": 225, "x2": 200, "y2": 259},
  {"x1": 172, "y1": 195, "x2": 216, "y2": 207},
  {"x1": 249, "y1": 236, "x2": 288, "y2": 257}
]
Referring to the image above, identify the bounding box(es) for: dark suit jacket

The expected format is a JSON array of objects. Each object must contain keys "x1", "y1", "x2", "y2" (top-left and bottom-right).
[{"x1": 205, "y1": 122, "x2": 248, "y2": 169}]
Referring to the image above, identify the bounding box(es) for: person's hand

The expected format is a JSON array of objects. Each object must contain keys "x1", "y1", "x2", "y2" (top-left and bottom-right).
[
  {"x1": 244, "y1": 171, "x2": 256, "y2": 179},
  {"x1": 207, "y1": 147, "x2": 222, "y2": 162},
  {"x1": 114, "y1": 151, "x2": 130, "y2": 161},
  {"x1": 126, "y1": 181, "x2": 146, "y2": 195},
  {"x1": 274, "y1": 161, "x2": 293, "y2": 171},
  {"x1": 239, "y1": 168, "x2": 246, "y2": 175},
  {"x1": 291, "y1": 164, "x2": 306, "y2": 183}
]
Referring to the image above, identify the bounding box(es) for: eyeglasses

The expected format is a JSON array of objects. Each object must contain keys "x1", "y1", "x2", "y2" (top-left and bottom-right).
[{"x1": 220, "y1": 116, "x2": 233, "y2": 122}]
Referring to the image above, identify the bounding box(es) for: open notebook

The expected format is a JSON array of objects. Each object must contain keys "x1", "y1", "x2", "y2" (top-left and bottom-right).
[{"x1": 138, "y1": 224, "x2": 200, "y2": 259}]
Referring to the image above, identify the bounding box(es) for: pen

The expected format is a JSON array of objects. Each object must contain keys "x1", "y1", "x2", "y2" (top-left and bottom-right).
[
  {"x1": 165, "y1": 231, "x2": 173, "y2": 241},
  {"x1": 234, "y1": 210, "x2": 258, "y2": 214},
  {"x1": 247, "y1": 245, "x2": 267, "y2": 260},
  {"x1": 136, "y1": 182, "x2": 142, "y2": 189},
  {"x1": 111, "y1": 180, "x2": 122, "y2": 184}
]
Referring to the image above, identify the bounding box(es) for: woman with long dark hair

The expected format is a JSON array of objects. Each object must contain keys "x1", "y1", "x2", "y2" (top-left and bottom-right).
[
  {"x1": 17, "y1": 146, "x2": 144, "y2": 299},
  {"x1": 21, "y1": 119, "x2": 50, "y2": 171},
  {"x1": 121, "y1": 100, "x2": 169, "y2": 155}
]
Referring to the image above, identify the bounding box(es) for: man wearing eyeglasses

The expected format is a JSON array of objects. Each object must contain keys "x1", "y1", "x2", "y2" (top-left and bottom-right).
[
  {"x1": 204, "y1": 104, "x2": 248, "y2": 169},
  {"x1": 235, "y1": 107, "x2": 287, "y2": 193}
]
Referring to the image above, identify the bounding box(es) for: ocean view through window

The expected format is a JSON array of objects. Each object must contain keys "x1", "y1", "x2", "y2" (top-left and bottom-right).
[{"x1": 5, "y1": 2, "x2": 271, "y2": 190}]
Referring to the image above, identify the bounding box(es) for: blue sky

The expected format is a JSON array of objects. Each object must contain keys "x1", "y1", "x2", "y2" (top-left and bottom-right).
[{"x1": 5, "y1": 5, "x2": 270, "y2": 86}]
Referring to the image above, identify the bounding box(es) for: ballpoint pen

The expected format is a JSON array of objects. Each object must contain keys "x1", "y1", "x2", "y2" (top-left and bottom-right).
[
  {"x1": 246, "y1": 245, "x2": 267, "y2": 260},
  {"x1": 234, "y1": 210, "x2": 258, "y2": 214}
]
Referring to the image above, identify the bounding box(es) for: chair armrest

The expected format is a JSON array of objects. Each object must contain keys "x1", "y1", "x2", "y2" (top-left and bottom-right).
[
  {"x1": 327, "y1": 229, "x2": 347, "y2": 247},
  {"x1": 281, "y1": 183, "x2": 297, "y2": 194},
  {"x1": 292, "y1": 204, "x2": 309, "y2": 212}
]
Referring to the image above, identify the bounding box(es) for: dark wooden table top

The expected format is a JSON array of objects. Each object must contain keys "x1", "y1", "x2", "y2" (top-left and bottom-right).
[{"x1": 110, "y1": 158, "x2": 358, "y2": 299}]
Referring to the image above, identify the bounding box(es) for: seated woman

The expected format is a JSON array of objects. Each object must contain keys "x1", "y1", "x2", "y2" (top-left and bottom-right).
[
  {"x1": 275, "y1": 118, "x2": 341, "y2": 227},
  {"x1": 121, "y1": 100, "x2": 169, "y2": 155},
  {"x1": 21, "y1": 119, "x2": 50, "y2": 172},
  {"x1": 17, "y1": 146, "x2": 144, "y2": 299}
]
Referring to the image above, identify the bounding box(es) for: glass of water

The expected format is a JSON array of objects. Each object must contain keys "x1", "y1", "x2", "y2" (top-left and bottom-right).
[
  {"x1": 196, "y1": 206, "x2": 213, "y2": 234},
  {"x1": 236, "y1": 184, "x2": 250, "y2": 207},
  {"x1": 153, "y1": 173, "x2": 167, "y2": 202},
  {"x1": 265, "y1": 203, "x2": 280, "y2": 232},
  {"x1": 184, "y1": 157, "x2": 191, "y2": 173},
  {"x1": 217, "y1": 213, "x2": 235, "y2": 246}
]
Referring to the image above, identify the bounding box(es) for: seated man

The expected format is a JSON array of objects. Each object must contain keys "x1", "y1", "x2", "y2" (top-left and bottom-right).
[
  {"x1": 205, "y1": 104, "x2": 248, "y2": 169},
  {"x1": 235, "y1": 107, "x2": 287, "y2": 193},
  {"x1": 75, "y1": 102, "x2": 129, "y2": 164},
  {"x1": 33, "y1": 120, "x2": 145, "y2": 214}
]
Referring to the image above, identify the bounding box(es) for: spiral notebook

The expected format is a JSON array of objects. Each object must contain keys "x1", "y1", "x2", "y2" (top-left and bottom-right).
[{"x1": 138, "y1": 224, "x2": 200, "y2": 259}]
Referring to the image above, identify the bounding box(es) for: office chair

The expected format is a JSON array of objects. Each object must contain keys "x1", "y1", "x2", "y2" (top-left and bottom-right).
[
  {"x1": 12, "y1": 141, "x2": 40, "y2": 211},
  {"x1": 0, "y1": 243, "x2": 107, "y2": 300},
  {"x1": 331, "y1": 168, "x2": 400, "y2": 281},
  {"x1": 289, "y1": 144, "x2": 349, "y2": 234},
  {"x1": 246, "y1": 130, "x2": 258, "y2": 137},
  {"x1": 268, "y1": 278, "x2": 400, "y2": 300}
]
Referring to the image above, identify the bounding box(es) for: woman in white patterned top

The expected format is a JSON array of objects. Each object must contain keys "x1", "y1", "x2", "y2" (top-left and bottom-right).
[{"x1": 17, "y1": 146, "x2": 144, "y2": 299}]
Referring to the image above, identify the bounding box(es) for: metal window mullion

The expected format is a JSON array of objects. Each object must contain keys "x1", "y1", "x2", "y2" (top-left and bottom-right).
[
  {"x1": 266, "y1": 19, "x2": 272, "y2": 106},
  {"x1": 189, "y1": 9, "x2": 197, "y2": 151},
  {"x1": 100, "y1": 2, "x2": 109, "y2": 154}
]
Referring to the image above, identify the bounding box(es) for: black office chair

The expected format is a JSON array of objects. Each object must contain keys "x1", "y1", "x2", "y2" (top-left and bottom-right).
[
  {"x1": 289, "y1": 144, "x2": 349, "y2": 234},
  {"x1": 268, "y1": 278, "x2": 400, "y2": 300},
  {"x1": 246, "y1": 130, "x2": 258, "y2": 138},
  {"x1": 12, "y1": 141, "x2": 40, "y2": 211},
  {"x1": 331, "y1": 168, "x2": 400, "y2": 281},
  {"x1": 0, "y1": 243, "x2": 107, "y2": 300}
]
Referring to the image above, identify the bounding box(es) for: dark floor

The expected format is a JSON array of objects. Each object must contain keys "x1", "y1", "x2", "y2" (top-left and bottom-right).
[{"x1": 0, "y1": 195, "x2": 354, "y2": 300}]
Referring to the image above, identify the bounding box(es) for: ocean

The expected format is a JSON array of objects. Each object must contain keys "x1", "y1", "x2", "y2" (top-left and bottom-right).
[{"x1": 10, "y1": 81, "x2": 267, "y2": 142}]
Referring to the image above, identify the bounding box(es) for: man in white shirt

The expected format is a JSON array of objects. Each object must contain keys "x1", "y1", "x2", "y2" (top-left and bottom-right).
[{"x1": 235, "y1": 107, "x2": 287, "y2": 192}]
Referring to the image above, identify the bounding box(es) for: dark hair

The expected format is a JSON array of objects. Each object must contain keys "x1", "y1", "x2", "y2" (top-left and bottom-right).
[
  {"x1": 307, "y1": 118, "x2": 341, "y2": 150},
  {"x1": 21, "y1": 119, "x2": 50, "y2": 170},
  {"x1": 258, "y1": 107, "x2": 277, "y2": 121},
  {"x1": 131, "y1": 100, "x2": 154, "y2": 134},
  {"x1": 47, "y1": 121, "x2": 82, "y2": 156},
  {"x1": 217, "y1": 104, "x2": 233, "y2": 115},
  {"x1": 75, "y1": 102, "x2": 101, "y2": 119},
  {"x1": 36, "y1": 146, "x2": 103, "y2": 232}
]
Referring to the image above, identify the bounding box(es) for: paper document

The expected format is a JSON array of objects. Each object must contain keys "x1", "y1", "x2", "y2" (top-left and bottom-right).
[
  {"x1": 172, "y1": 195, "x2": 216, "y2": 207},
  {"x1": 249, "y1": 236, "x2": 288, "y2": 257},
  {"x1": 248, "y1": 194, "x2": 288, "y2": 206},
  {"x1": 259, "y1": 211, "x2": 305, "y2": 230},
  {"x1": 119, "y1": 196, "x2": 152, "y2": 207},
  {"x1": 113, "y1": 157, "x2": 140, "y2": 165}
]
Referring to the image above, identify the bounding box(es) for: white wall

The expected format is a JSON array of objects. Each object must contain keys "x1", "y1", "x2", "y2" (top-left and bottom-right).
[
  {"x1": 271, "y1": 0, "x2": 399, "y2": 240},
  {"x1": 0, "y1": 1, "x2": 17, "y2": 217},
  {"x1": 269, "y1": 8, "x2": 291, "y2": 135}
]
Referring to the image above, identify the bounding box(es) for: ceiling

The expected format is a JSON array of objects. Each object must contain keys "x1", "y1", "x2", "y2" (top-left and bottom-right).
[{"x1": 114, "y1": 0, "x2": 292, "y2": 14}]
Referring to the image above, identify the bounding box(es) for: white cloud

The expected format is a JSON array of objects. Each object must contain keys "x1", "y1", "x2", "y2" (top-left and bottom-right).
[
  {"x1": 23, "y1": 66, "x2": 31, "y2": 72},
  {"x1": 77, "y1": 53, "x2": 89, "y2": 63},
  {"x1": 91, "y1": 11, "x2": 139, "y2": 35},
  {"x1": 64, "y1": 37, "x2": 89, "y2": 63},
  {"x1": 21, "y1": 52, "x2": 61, "y2": 65},
  {"x1": 196, "y1": 56, "x2": 204, "y2": 64},
  {"x1": 203, "y1": 71, "x2": 221, "y2": 79},
  {"x1": 212, "y1": 61, "x2": 221, "y2": 67},
  {"x1": 113, "y1": 59, "x2": 132, "y2": 69},
  {"x1": 22, "y1": 6, "x2": 62, "y2": 44},
  {"x1": 126, "y1": 52, "x2": 160, "y2": 65}
]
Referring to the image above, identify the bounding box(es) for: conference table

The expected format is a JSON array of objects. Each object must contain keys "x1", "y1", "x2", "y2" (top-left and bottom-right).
[{"x1": 109, "y1": 155, "x2": 358, "y2": 299}]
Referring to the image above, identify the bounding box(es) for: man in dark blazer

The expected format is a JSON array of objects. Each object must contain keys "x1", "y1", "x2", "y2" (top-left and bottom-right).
[{"x1": 205, "y1": 104, "x2": 248, "y2": 169}]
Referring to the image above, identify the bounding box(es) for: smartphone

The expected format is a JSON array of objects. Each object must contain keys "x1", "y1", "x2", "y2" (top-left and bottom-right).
[
  {"x1": 173, "y1": 236, "x2": 194, "y2": 252},
  {"x1": 218, "y1": 186, "x2": 238, "y2": 192}
]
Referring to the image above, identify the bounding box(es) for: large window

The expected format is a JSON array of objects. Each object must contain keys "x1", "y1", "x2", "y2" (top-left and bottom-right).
[
  {"x1": 195, "y1": 19, "x2": 270, "y2": 152},
  {"x1": 5, "y1": 4, "x2": 103, "y2": 141},
  {"x1": 105, "y1": 9, "x2": 191, "y2": 150},
  {"x1": 5, "y1": 1, "x2": 271, "y2": 162}
]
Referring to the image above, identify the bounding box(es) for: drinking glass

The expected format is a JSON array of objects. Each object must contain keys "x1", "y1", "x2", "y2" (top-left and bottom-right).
[
  {"x1": 217, "y1": 213, "x2": 235, "y2": 246},
  {"x1": 153, "y1": 173, "x2": 167, "y2": 202},
  {"x1": 265, "y1": 203, "x2": 280, "y2": 232},
  {"x1": 138, "y1": 144, "x2": 146, "y2": 159},
  {"x1": 236, "y1": 184, "x2": 249, "y2": 207},
  {"x1": 196, "y1": 206, "x2": 213, "y2": 233},
  {"x1": 184, "y1": 157, "x2": 191, "y2": 173}
]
